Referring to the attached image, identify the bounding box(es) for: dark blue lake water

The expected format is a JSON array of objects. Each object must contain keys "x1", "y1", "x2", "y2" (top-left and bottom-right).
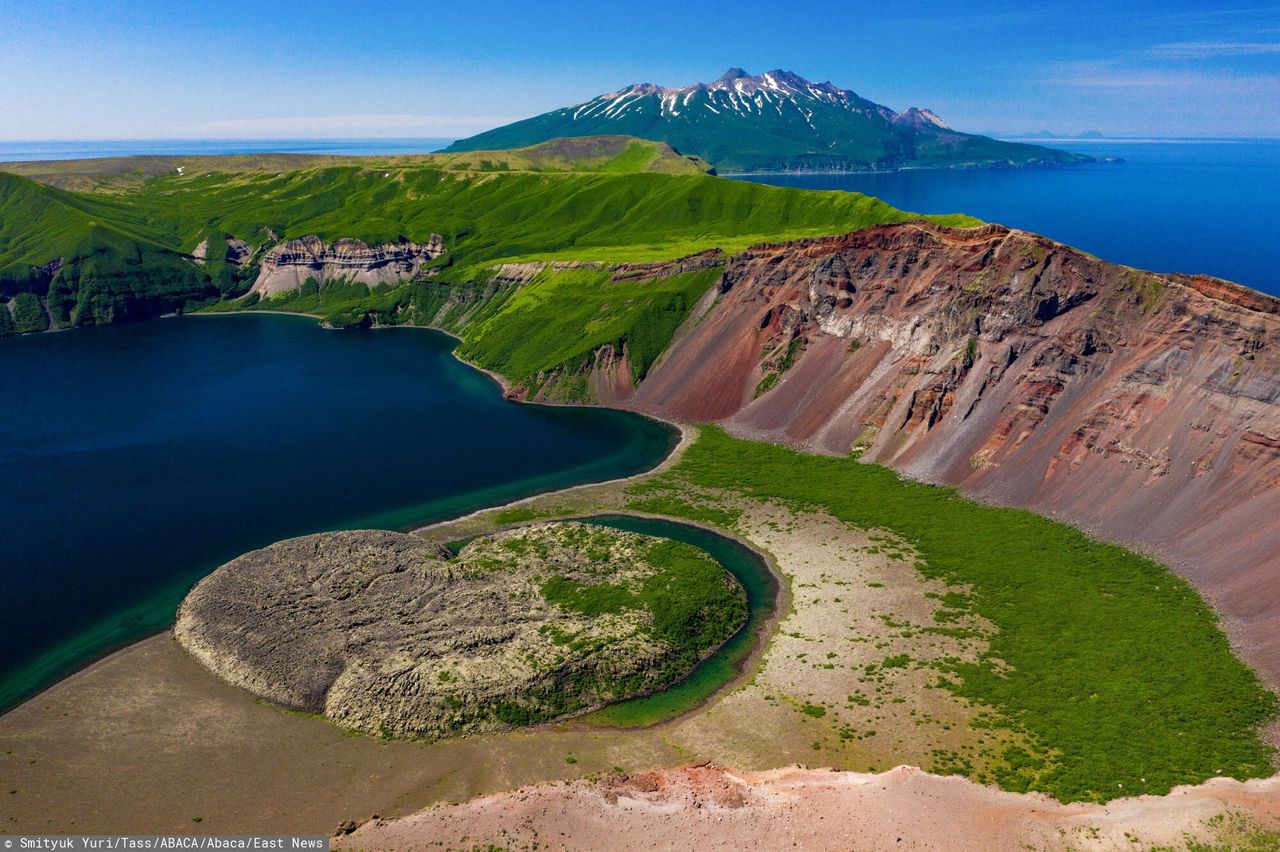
[
  {"x1": 735, "y1": 139, "x2": 1280, "y2": 296},
  {"x1": 4, "y1": 136, "x2": 1273, "y2": 712},
  {"x1": 0, "y1": 314, "x2": 676, "y2": 710}
]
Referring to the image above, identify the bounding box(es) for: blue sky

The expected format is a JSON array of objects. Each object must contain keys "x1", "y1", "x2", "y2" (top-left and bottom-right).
[{"x1": 2, "y1": 0, "x2": 1277, "y2": 139}]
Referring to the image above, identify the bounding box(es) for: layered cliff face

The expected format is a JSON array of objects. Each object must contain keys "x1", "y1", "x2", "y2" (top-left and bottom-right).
[
  {"x1": 627, "y1": 222, "x2": 1280, "y2": 683},
  {"x1": 250, "y1": 234, "x2": 445, "y2": 297}
]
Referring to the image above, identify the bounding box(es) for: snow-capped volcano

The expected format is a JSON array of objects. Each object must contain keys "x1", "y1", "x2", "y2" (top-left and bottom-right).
[
  {"x1": 582, "y1": 68, "x2": 896, "y2": 124},
  {"x1": 447, "y1": 68, "x2": 1087, "y2": 173}
]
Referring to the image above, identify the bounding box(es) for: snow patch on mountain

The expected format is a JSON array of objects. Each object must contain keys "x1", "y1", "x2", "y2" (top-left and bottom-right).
[{"x1": 561, "y1": 68, "x2": 946, "y2": 129}]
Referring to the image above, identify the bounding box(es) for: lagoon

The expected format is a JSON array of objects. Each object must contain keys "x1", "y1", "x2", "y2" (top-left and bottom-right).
[{"x1": 0, "y1": 314, "x2": 676, "y2": 710}]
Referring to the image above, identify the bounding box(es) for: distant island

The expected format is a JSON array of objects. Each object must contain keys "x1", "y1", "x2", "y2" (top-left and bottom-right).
[
  {"x1": 444, "y1": 68, "x2": 1093, "y2": 173},
  {"x1": 1015, "y1": 129, "x2": 1108, "y2": 140}
]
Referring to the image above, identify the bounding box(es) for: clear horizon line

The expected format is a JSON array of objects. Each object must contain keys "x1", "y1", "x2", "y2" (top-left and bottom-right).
[
  {"x1": 0, "y1": 135, "x2": 462, "y2": 143},
  {"x1": 4, "y1": 133, "x2": 1280, "y2": 144},
  {"x1": 994, "y1": 135, "x2": 1280, "y2": 143}
]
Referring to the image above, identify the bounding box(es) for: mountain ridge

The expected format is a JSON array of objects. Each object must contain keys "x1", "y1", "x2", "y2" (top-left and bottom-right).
[{"x1": 446, "y1": 68, "x2": 1091, "y2": 173}]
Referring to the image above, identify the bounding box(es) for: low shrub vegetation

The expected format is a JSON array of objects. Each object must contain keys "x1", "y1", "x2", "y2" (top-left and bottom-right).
[
  {"x1": 541, "y1": 537, "x2": 747, "y2": 682},
  {"x1": 645, "y1": 426, "x2": 1277, "y2": 803}
]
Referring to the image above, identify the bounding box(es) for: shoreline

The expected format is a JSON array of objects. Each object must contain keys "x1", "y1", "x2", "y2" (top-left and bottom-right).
[
  {"x1": 566, "y1": 511, "x2": 789, "y2": 734},
  {"x1": 414, "y1": 423, "x2": 697, "y2": 535},
  {"x1": 0, "y1": 311, "x2": 690, "y2": 721},
  {"x1": 718, "y1": 158, "x2": 1101, "y2": 178},
  {"x1": 429, "y1": 508, "x2": 791, "y2": 736}
]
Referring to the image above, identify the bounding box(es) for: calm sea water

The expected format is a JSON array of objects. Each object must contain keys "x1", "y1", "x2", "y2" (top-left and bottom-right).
[
  {"x1": 0, "y1": 315, "x2": 676, "y2": 710},
  {"x1": 0, "y1": 138, "x2": 453, "y2": 161},
  {"x1": 735, "y1": 139, "x2": 1280, "y2": 296}
]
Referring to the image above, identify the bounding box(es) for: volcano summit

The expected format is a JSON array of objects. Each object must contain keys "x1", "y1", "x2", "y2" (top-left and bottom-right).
[{"x1": 446, "y1": 68, "x2": 1090, "y2": 173}]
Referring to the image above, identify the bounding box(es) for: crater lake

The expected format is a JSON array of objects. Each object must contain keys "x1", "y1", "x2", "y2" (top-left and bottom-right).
[{"x1": 0, "y1": 313, "x2": 677, "y2": 710}]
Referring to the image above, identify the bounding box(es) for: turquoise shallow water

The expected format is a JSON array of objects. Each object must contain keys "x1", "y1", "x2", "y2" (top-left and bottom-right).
[
  {"x1": 0, "y1": 314, "x2": 677, "y2": 711},
  {"x1": 578, "y1": 514, "x2": 777, "y2": 726},
  {"x1": 735, "y1": 139, "x2": 1280, "y2": 296}
]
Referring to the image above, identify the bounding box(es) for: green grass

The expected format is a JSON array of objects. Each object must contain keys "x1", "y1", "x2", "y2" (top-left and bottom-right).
[
  {"x1": 10, "y1": 292, "x2": 48, "y2": 333},
  {"x1": 573, "y1": 514, "x2": 776, "y2": 729},
  {"x1": 541, "y1": 538, "x2": 747, "y2": 668},
  {"x1": 0, "y1": 139, "x2": 979, "y2": 337},
  {"x1": 753, "y1": 372, "x2": 779, "y2": 398},
  {"x1": 456, "y1": 266, "x2": 721, "y2": 389},
  {"x1": 643, "y1": 426, "x2": 1277, "y2": 803},
  {"x1": 625, "y1": 494, "x2": 742, "y2": 529},
  {"x1": 258, "y1": 277, "x2": 409, "y2": 328}
]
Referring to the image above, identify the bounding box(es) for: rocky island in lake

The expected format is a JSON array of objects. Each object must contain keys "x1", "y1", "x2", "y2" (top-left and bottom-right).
[{"x1": 175, "y1": 523, "x2": 747, "y2": 739}]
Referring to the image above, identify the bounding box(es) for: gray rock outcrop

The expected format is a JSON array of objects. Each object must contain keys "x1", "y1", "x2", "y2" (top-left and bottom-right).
[
  {"x1": 250, "y1": 234, "x2": 446, "y2": 297},
  {"x1": 174, "y1": 523, "x2": 745, "y2": 739}
]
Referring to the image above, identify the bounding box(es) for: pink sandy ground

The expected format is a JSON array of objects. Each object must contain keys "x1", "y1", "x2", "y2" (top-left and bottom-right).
[{"x1": 336, "y1": 762, "x2": 1280, "y2": 851}]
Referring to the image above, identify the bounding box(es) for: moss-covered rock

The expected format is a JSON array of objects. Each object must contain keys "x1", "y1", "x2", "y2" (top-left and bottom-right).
[{"x1": 175, "y1": 522, "x2": 745, "y2": 739}]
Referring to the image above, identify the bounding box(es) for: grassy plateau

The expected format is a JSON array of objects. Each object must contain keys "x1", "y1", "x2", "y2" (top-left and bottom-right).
[
  {"x1": 0, "y1": 135, "x2": 974, "y2": 392},
  {"x1": 0, "y1": 135, "x2": 975, "y2": 329}
]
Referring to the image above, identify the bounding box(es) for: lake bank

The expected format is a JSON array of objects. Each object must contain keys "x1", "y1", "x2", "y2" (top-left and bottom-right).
[{"x1": 0, "y1": 314, "x2": 679, "y2": 712}]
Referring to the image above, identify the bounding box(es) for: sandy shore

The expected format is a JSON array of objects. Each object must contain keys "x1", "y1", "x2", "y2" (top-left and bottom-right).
[
  {"x1": 0, "y1": 496, "x2": 1021, "y2": 835},
  {"x1": 415, "y1": 422, "x2": 698, "y2": 535}
]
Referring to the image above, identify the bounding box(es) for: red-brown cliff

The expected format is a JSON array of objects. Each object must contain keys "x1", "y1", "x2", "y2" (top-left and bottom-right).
[{"x1": 623, "y1": 222, "x2": 1280, "y2": 684}]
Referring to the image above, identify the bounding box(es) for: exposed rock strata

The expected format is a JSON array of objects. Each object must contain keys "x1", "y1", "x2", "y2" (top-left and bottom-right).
[
  {"x1": 622, "y1": 222, "x2": 1280, "y2": 685},
  {"x1": 175, "y1": 524, "x2": 745, "y2": 739},
  {"x1": 250, "y1": 234, "x2": 445, "y2": 297},
  {"x1": 225, "y1": 237, "x2": 253, "y2": 267}
]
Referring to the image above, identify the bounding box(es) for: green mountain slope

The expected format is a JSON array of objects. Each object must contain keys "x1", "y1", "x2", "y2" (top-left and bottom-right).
[
  {"x1": 446, "y1": 68, "x2": 1090, "y2": 173},
  {"x1": 0, "y1": 136, "x2": 713, "y2": 193},
  {"x1": 0, "y1": 136, "x2": 978, "y2": 334},
  {"x1": 0, "y1": 173, "x2": 221, "y2": 323}
]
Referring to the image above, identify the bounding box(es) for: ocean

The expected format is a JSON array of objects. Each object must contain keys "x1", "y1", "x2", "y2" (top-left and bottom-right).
[{"x1": 734, "y1": 139, "x2": 1280, "y2": 297}]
